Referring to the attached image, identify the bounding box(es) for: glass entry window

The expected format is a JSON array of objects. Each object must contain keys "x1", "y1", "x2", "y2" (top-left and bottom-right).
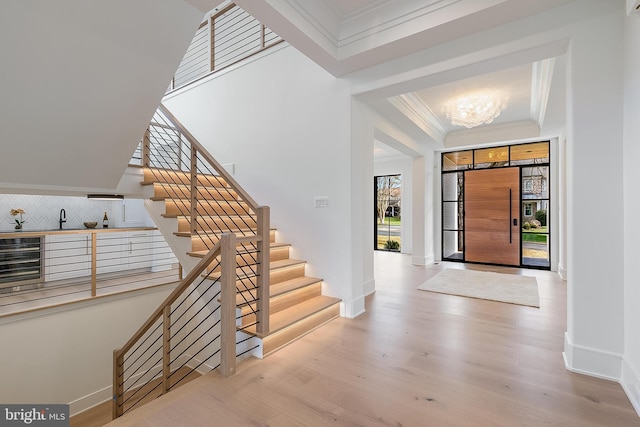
[
  {"x1": 441, "y1": 141, "x2": 551, "y2": 269},
  {"x1": 442, "y1": 172, "x2": 464, "y2": 260},
  {"x1": 375, "y1": 175, "x2": 401, "y2": 252},
  {"x1": 521, "y1": 166, "x2": 550, "y2": 268}
]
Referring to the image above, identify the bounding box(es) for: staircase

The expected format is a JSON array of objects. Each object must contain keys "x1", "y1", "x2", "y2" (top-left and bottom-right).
[
  {"x1": 141, "y1": 167, "x2": 341, "y2": 356},
  {"x1": 113, "y1": 104, "x2": 341, "y2": 419}
]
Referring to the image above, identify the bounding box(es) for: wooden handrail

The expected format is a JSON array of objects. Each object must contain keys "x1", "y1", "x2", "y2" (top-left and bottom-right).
[{"x1": 156, "y1": 104, "x2": 259, "y2": 210}]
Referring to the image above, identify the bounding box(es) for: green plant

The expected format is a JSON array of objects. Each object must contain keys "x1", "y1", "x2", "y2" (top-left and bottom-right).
[
  {"x1": 535, "y1": 209, "x2": 547, "y2": 227},
  {"x1": 384, "y1": 240, "x2": 400, "y2": 250}
]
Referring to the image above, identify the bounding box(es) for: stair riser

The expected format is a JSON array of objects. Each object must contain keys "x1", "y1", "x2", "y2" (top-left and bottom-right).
[
  {"x1": 205, "y1": 247, "x2": 292, "y2": 275},
  {"x1": 270, "y1": 282, "x2": 322, "y2": 314},
  {"x1": 262, "y1": 304, "x2": 340, "y2": 355},
  {"x1": 269, "y1": 246, "x2": 290, "y2": 262},
  {"x1": 153, "y1": 184, "x2": 239, "y2": 202},
  {"x1": 144, "y1": 169, "x2": 228, "y2": 188},
  {"x1": 189, "y1": 232, "x2": 276, "y2": 252},
  {"x1": 270, "y1": 264, "x2": 305, "y2": 285},
  {"x1": 240, "y1": 282, "x2": 322, "y2": 320},
  {"x1": 206, "y1": 252, "x2": 261, "y2": 274},
  {"x1": 165, "y1": 200, "x2": 252, "y2": 217},
  {"x1": 178, "y1": 216, "x2": 257, "y2": 233},
  {"x1": 220, "y1": 263, "x2": 305, "y2": 287}
]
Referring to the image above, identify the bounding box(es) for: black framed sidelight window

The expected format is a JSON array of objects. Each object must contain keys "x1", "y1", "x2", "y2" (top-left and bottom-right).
[{"x1": 374, "y1": 174, "x2": 401, "y2": 252}]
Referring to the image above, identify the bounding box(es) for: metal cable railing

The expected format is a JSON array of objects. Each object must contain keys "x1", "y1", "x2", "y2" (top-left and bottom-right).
[
  {"x1": 0, "y1": 230, "x2": 178, "y2": 316},
  {"x1": 114, "y1": 103, "x2": 270, "y2": 419},
  {"x1": 167, "y1": 2, "x2": 284, "y2": 93}
]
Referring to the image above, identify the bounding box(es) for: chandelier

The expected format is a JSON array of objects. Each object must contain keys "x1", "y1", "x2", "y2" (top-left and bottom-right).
[{"x1": 444, "y1": 93, "x2": 508, "y2": 129}]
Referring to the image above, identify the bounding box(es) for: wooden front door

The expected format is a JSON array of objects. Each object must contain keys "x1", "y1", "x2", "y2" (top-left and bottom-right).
[{"x1": 464, "y1": 167, "x2": 520, "y2": 266}]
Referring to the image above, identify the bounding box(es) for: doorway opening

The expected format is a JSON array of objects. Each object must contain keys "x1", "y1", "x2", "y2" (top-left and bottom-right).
[
  {"x1": 374, "y1": 174, "x2": 401, "y2": 252},
  {"x1": 441, "y1": 141, "x2": 550, "y2": 269}
]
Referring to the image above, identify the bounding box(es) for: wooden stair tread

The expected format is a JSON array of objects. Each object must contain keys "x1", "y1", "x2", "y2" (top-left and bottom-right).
[{"x1": 244, "y1": 295, "x2": 340, "y2": 335}]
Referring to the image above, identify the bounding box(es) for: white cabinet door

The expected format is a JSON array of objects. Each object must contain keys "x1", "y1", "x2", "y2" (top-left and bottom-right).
[
  {"x1": 126, "y1": 231, "x2": 153, "y2": 270},
  {"x1": 44, "y1": 234, "x2": 91, "y2": 281},
  {"x1": 96, "y1": 232, "x2": 125, "y2": 275}
]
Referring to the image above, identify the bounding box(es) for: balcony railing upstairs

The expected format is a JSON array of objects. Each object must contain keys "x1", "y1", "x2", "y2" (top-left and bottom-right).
[
  {"x1": 114, "y1": 104, "x2": 270, "y2": 418},
  {"x1": 166, "y1": 2, "x2": 284, "y2": 93}
]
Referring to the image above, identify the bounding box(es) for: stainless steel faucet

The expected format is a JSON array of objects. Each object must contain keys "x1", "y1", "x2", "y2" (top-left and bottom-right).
[{"x1": 59, "y1": 208, "x2": 66, "y2": 229}]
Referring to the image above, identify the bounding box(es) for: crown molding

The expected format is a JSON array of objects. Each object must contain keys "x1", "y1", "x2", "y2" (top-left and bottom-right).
[
  {"x1": 388, "y1": 93, "x2": 446, "y2": 143},
  {"x1": 530, "y1": 57, "x2": 555, "y2": 127}
]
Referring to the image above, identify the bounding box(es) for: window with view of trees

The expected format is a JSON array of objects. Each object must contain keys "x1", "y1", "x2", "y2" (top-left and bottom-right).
[{"x1": 375, "y1": 175, "x2": 401, "y2": 252}]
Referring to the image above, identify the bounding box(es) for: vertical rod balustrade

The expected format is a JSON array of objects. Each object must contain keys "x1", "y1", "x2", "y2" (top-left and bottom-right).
[
  {"x1": 220, "y1": 233, "x2": 237, "y2": 377},
  {"x1": 256, "y1": 206, "x2": 270, "y2": 335},
  {"x1": 162, "y1": 305, "x2": 171, "y2": 394}
]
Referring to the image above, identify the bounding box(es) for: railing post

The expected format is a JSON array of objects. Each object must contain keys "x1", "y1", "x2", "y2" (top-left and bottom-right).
[
  {"x1": 190, "y1": 145, "x2": 198, "y2": 235},
  {"x1": 210, "y1": 15, "x2": 215, "y2": 72},
  {"x1": 162, "y1": 305, "x2": 171, "y2": 394},
  {"x1": 220, "y1": 233, "x2": 237, "y2": 377},
  {"x1": 142, "y1": 129, "x2": 150, "y2": 168},
  {"x1": 90, "y1": 233, "x2": 97, "y2": 297},
  {"x1": 112, "y1": 350, "x2": 124, "y2": 419},
  {"x1": 256, "y1": 206, "x2": 270, "y2": 336}
]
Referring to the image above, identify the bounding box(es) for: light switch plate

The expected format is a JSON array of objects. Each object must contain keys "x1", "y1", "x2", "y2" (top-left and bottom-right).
[{"x1": 314, "y1": 196, "x2": 329, "y2": 208}]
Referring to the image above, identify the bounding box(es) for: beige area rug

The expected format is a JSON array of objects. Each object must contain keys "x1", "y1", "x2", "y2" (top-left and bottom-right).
[{"x1": 418, "y1": 268, "x2": 540, "y2": 308}]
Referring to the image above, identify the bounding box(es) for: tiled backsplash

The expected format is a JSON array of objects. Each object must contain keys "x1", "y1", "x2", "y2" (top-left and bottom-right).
[{"x1": 0, "y1": 194, "x2": 146, "y2": 232}]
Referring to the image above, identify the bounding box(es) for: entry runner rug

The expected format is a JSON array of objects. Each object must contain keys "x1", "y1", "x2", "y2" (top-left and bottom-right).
[{"x1": 418, "y1": 268, "x2": 540, "y2": 308}]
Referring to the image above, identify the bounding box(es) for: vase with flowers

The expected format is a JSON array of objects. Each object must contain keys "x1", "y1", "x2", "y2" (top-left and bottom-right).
[{"x1": 10, "y1": 208, "x2": 26, "y2": 229}]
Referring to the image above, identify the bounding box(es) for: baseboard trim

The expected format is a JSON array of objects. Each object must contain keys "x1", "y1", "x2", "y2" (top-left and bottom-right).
[
  {"x1": 68, "y1": 385, "x2": 112, "y2": 417},
  {"x1": 411, "y1": 254, "x2": 434, "y2": 266},
  {"x1": 363, "y1": 278, "x2": 375, "y2": 297},
  {"x1": 557, "y1": 263, "x2": 567, "y2": 280},
  {"x1": 621, "y1": 359, "x2": 640, "y2": 417},
  {"x1": 563, "y1": 332, "x2": 622, "y2": 382},
  {"x1": 342, "y1": 295, "x2": 365, "y2": 318}
]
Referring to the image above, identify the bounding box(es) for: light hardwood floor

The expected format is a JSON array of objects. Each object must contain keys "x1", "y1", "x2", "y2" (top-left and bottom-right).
[{"x1": 76, "y1": 252, "x2": 639, "y2": 426}]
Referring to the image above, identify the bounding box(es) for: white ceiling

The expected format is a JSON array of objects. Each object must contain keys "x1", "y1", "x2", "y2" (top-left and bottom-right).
[{"x1": 236, "y1": 0, "x2": 571, "y2": 156}]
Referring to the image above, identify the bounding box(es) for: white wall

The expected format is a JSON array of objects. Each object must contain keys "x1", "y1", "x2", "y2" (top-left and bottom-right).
[
  {"x1": 622, "y1": 6, "x2": 640, "y2": 413},
  {"x1": 0, "y1": 285, "x2": 174, "y2": 415},
  {"x1": 563, "y1": 2, "x2": 626, "y2": 381},
  {"x1": 374, "y1": 155, "x2": 413, "y2": 255},
  {"x1": 163, "y1": 45, "x2": 364, "y2": 316}
]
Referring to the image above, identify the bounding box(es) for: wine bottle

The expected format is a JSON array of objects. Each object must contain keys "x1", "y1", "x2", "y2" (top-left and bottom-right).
[{"x1": 103, "y1": 211, "x2": 109, "y2": 228}]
